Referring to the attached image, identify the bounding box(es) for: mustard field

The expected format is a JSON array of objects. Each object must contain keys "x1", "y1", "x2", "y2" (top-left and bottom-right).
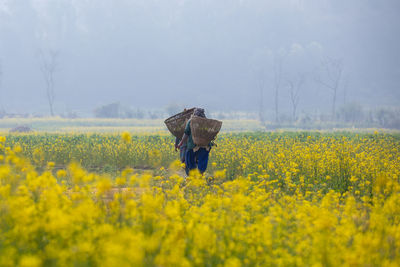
[{"x1": 0, "y1": 132, "x2": 399, "y2": 266}]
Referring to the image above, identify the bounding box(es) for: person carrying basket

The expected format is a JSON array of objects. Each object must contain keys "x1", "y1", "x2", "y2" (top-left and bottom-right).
[{"x1": 177, "y1": 108, "x2": 211, "y2": 175}]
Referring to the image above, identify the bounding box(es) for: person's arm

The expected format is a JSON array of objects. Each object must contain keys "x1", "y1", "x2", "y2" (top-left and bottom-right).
[
  {"x1": 177, "y1": 134, "x2": 188, "y2": 149},
  {"x1": 178, "y1": 120, "x2": 191, "y2": 149},
  {"x1": 175, "y1": 137, "x2": 183, "y2": 151},
  {"x1": 175, "y1": 137, "x2": 179, "y2": 147}
]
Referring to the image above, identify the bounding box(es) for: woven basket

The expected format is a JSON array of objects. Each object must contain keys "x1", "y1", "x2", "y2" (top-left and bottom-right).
[
  {"x1": 164, "y1": 108, "x2": 195, "y2": 138},
  {"x1": 190, "y1": 116, "x2": 223, "y2": 146}
]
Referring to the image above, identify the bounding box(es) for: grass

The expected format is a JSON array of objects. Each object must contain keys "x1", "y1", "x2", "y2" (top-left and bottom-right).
[
  {"x1": 1, "y1": 117, "x2": 399, "y2": 133},
  {"x1": 0, "y1": 117, "x2": 265, "y2": 133}
]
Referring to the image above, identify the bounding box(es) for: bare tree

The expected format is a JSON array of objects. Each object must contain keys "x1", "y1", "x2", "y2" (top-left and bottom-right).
[
  {"x1": 273, "y1": 55, "x2": 285, "y2": 123},
  {"x1": 0, "y1": 60, "x2": 2, "y2": 97},
  {"x1": 286, "y1": 73, "x2": 305, "y2": 122},
  {"x1": 39, "y1": 49, "x2": 59, "y2": 116},
  {"x1": 0, "y1": 60, "x2": 4, "y2": 115},
  {"x1": 251, "y1": 48, "x2": 271, "y2": 126},
  {"x1": 315, "y1": 57, "x2": 343, "y2": 120},
  {"x1": 253, "y1": 67, "x2": 267, "y2": 125},
  {"x1": 342, "y1": 74, "x2": 349, "y2": 105}
]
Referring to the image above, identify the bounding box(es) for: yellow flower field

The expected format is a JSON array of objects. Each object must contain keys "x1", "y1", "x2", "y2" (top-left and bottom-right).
[{"x1": 0, "y1": 132, "x2": 399, "y2": 266}]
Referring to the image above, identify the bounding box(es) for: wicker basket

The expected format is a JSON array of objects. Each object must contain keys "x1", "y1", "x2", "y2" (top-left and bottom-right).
[
  {"x1": 164, "y1": 108, "x2": 195, "y2": 138},
  {"x1": 190, "y1": 116, "x2": 223, "y2": 146}
]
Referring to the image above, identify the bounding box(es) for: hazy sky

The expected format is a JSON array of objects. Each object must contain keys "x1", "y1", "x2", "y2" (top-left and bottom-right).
[{"x1": 0, "y1": 0, "x2": 399, "y2": 115}]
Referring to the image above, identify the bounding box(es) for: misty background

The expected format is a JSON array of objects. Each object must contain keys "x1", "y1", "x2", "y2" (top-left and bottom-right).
[{"x1": 0, "y1": 0, "x2": 399, "y2": 120}]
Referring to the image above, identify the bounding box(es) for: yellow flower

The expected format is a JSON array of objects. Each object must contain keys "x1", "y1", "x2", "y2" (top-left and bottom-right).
[
  {"x1": 214, "y1": 169, "x2": 226, "y2": 180},
  {"x1": 56, "y1": 169, "x2": 67, "y2": 178},
  {"x1": 19, "y1": 255, "x2": 42, "y2": 267},
  {"x1": 0, "y1": 129, "x2": 399, "y2": 266},
  {"x1": 169, "y1": 160, "x2": 182, "y2": 172},
  {"x1": 96, "y1": 178, "x2": 112, "y2": 196},
  {"x1": 116, "y1": 177, "x2": 126, "y2": 186},
  {"x1": 121, "y1": 131, "x2": 131, "y2": 143},
  {"x1": 47, "y1": 161, "x2": 55, "y2": 168}
]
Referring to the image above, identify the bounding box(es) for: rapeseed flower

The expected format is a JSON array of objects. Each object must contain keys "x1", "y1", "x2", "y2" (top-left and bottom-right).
[
  {"x1": 121, "y1": 131, "x2": 131, "y2": 143},
  {"x1": 0, "y1": 132, "x2": 398, "y2": 266}
]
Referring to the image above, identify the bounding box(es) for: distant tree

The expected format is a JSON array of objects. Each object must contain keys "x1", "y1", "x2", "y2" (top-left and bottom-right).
[
  {"x1": 124, "y1": 107, "x2": 145, "y2": 119},
  {"x1": 94, "y1": 102, "x2": 120, "y2": 118},
  {"x1": 38, "y1": 49, "x2": 59, "y2": 116},
  {"x1": 0, "y1": 60, "x2": 4, "y2": 116},
  {"x1": 273, "y1": 54, "x2": 285, "y2": 123},
  {"x1": 135, "y1": 109, "x2": 144, "y2": 119},
  {"x1": 149, "y1": 111, "x2": 162, "y2": 119},
  {"x1": 251, "y1": 47, "x2": 273, "y2": 126},
  {"x1": 124, "y1": 108, "x2": 135, "y2": 119},
  {"x1": 315, "y1": 57, "x2": 343, "y2": 120},
  {"x1": 251, "y1": 48, "x2": 286, "y2": 124},
  {"x1": 338, "y1": 102, "x2": 364, "y2": 123},
  {"x1": 342, "y1": 74, "x2": 350, "y2": 105},
  {"x1": 253, "y1": 67, "x2": 267, "y2": 125},
  {"x1": 374, "y1": 108, "x2": 400, "y2": 129},
  {"x1": 285, "y1": 73, "x2": 305, "y2": 122}
]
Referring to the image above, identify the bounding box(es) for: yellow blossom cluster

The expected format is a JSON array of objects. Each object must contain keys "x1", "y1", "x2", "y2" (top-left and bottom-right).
[{"x1": 0, "y1": 132, "x2": 399, "y2": 266}]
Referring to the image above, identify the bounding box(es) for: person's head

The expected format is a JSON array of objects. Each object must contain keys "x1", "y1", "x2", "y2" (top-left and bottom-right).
[{"x1": 193, "y1": 108, "x2": 206, "y2": 118}]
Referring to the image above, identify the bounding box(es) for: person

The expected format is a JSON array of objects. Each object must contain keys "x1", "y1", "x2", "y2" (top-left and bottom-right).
[
  {"x1": 175, "y1": 136, "x2": 186, "y2": 163},
  {"x1": 174, "y1": 108, "x2": 188, "y2": 163},
  {"x1": 177, "y1": 108, "x2": 211, "y2": 175}
]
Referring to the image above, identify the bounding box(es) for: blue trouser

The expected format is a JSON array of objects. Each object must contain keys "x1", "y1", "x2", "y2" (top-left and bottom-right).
[{"x1": 185, "y1": 148, "x2": 209, "y2": 175}]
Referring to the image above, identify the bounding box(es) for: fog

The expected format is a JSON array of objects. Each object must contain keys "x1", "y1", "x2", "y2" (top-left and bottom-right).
[{"x1": 0, "y1": 0, "x2": 399, "y2": 117}]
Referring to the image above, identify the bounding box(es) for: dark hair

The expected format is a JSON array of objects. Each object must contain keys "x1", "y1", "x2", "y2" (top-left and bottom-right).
[{"x1": 193, "y1": 108, "x2": 206, "y2": 118}]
